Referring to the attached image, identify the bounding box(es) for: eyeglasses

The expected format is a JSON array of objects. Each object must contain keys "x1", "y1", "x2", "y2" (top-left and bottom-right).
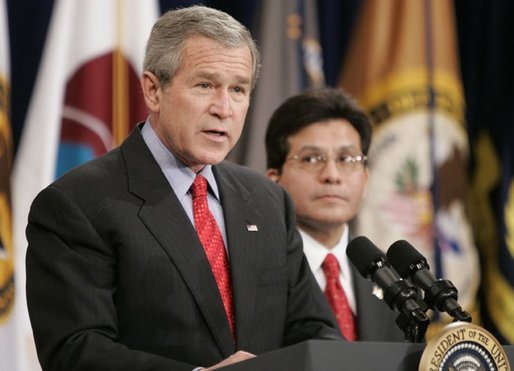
[{"x1": 285, "y1": 151, "x2": 368, "y2": 172}]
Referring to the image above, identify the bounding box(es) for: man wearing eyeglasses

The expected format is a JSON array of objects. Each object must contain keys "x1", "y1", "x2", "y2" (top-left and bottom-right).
[{"x1": 265, "y1": 87, "x2": 404, "y2": 342}]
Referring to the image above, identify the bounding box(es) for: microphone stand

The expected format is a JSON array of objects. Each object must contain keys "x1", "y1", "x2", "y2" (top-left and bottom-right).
[
  {"x1": 384, "y1": 280, "x2": 430, "y2": 343},
  {"x1": 424, "y1": 279, "x2": 472, "y2": 323},
  {"x1": 395, "y1": 311, "x2": 429, "y2": 343}
]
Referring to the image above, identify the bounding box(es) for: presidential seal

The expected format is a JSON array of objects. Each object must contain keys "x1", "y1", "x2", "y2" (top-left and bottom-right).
[{"x1": 419, "y1": 322, "x2": 510, "y2": 371}]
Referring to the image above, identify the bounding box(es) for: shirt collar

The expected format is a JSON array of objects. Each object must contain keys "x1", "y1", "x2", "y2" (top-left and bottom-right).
[
  {"x1": 140, "y1": 119, "x2": 220, "y2": 201},
  {"x1": 300, "y1": 225, "x2": 350, "y2": 277}
]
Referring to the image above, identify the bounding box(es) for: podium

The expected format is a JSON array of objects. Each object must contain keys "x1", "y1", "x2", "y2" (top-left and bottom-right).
[{"x1": 223, "y1": 340, "x2": 514, "y2": 370}]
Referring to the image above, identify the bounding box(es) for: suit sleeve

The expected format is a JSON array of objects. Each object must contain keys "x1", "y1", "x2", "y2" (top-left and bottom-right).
[
  {"x1": 278, "y1": 189, "x2": 344, "y2": 345},
  {"x1": 26, "y1": 186, "x2": 195, "y2": 371}
]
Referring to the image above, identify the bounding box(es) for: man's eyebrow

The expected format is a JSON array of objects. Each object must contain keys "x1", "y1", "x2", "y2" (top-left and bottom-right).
[
  {"x1": 191, "y1": 71, "x2": 216, "y2": 81},
  {"x1": 192, "y1": 71, "x2": 251, "y2": 86},
  {"x1": 297, "y1": 145, "x2": 324, "y2": 151},
  {"x1": 297, "y1": 145, "x2": 358, "y2": 151},
  {"x1": 335, "y1": 145, "x2": 359, "y2": 151},
  {"x1": 233, "y1": 74, "x2": 251, "y2": 86}
]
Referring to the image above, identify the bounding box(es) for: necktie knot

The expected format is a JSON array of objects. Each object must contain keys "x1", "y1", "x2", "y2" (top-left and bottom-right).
[
  {"x1": 322, "y1": 253, "x2": 340, "y2": 281},
  {"x1": 192, "y1": 174, "x2": 208, "y2": 198}
]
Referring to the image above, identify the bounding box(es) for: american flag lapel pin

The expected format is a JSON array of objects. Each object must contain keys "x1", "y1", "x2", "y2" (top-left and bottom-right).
[{"x1": 246, "y1": 224, "x2": 258, "y2": 232}]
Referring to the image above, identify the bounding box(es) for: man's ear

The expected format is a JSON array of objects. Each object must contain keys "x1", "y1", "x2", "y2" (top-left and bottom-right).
[
  {"x1": 266, "y1": 168, "x2": 281, "y2": 183},
  {"x1": 140, "y1": 71, "x2": 161, "y2": 113}
]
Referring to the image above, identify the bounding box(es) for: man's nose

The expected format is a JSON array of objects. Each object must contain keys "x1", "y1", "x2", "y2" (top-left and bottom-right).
[
  {"x1": 318, "y1": 157, "x2": 342, "y2": 184},
  {"x1": 209, "y1": 90, "x2": 232, "y2": 119}
]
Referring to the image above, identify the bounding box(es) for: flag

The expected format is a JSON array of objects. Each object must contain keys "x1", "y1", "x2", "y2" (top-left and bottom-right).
[
  {"x1": 339, "y1": 0, "x2": 480, "y2": 327},
  {"x1": 471, "y1": 130, "x2": 514, "y2": 343},
  {"x1": 231, "y1": 0, "x2": 324, "y2": 171},
  {"x1": 12, "y1": 1, "x2": 159, "y2": 369},
  {"x1": 0, "y1": 0, "x2": 16, "y2": 370},
  {"x1": 463, "y1": 1, "x2": 514, "y2": 343}
]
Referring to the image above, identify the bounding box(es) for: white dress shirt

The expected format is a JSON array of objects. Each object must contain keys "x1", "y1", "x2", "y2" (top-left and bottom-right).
[{"x1": 300, "y1": 226, "x2": 357, "y2": 314}]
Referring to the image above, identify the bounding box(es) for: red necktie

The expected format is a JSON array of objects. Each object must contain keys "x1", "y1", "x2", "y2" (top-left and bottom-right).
[
  {"x1": 322, "y1": 253, "x2": 357, "y2": 341},
  {"x1": 191, "y1": 174, "x2": 235, "y2": 338}
]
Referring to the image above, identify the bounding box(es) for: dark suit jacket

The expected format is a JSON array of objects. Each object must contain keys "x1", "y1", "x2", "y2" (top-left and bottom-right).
[
  {"x1": 351, "y1": 267, "x2": 406, "y2": 341},
  {"x1": 26, "y1": 126, "x2": 341, "y2": 371}
]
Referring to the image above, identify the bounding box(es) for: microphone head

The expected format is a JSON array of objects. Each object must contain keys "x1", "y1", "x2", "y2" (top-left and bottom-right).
[
  {"x1": 347, "y1": 236, "x2": 388, "y2": 278},
  {"x1": 386, "y1": 240, "x2": 429, "y2": 278}
]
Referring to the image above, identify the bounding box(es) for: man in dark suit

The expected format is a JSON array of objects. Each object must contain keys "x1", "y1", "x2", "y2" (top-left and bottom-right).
[
  {"x1": 265, "y1": 88, "x2": 405, "y2": 342},
  {"x1": 25, "y1": 6, "x2": 341, "y2": 371}
]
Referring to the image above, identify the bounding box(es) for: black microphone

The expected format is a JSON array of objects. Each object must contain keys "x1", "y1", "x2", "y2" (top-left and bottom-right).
[
  {"x1": 347, "y1": 236, "x2": 429, "y2": 340},
  {"x1": 386, "y1": 239, "x2": 471, "y2": 322}
]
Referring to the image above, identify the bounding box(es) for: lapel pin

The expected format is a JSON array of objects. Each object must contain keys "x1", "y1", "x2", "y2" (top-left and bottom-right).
[
  {"x1": 246, "y1": 224, "x2": 258, "y2": 232},
  {"x1": 372, "y1": 284, "x2": 384, "y2": 300}
]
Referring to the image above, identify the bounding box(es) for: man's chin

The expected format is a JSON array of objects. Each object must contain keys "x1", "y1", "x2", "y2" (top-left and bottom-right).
[
  {"x1": 196, "y1": 152, "x2": 229, "y2": 166},
  {"x1": 300, "y1": 214, "x2": 350, "y2": 228}
]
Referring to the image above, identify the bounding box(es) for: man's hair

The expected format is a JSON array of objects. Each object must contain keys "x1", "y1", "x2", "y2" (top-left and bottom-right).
[
  {"x1": 265, "y1": 87, "x2": 372, "y2": 170},
  {"x1": 143, "y1": 5, "x2": 261, "y2": 88}
]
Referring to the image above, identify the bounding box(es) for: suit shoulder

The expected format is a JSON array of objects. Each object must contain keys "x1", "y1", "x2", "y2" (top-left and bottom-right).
[
  {"x1": 40, "y1": 148, "x2": 125, "y2": 203},
  {"x1": 216, "y1": 161, "x2": 284, "y2": 195},
  {"x1": 56, "y1": 148, "x2": 123, "y2": 183}
]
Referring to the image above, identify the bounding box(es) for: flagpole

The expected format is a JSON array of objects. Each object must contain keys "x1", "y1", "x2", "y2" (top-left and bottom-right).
[{"x1": 423, "y1": 0, "x2": 443, "y2": 289}]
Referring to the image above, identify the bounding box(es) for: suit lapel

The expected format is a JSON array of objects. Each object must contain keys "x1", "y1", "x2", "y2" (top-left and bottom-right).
[
  {"x1": 352, "y1": 266, "x2": 384, "y2": 339},
  {"x1": 214, "y1": 166, "x2": 263, "y2": 350},
  {"x1": 120, "y1": 128, "x2": 235, "y2": 356}
]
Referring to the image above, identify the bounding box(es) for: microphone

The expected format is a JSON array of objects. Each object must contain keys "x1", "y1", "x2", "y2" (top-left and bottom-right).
[
  {"x1": 386, "y1": 239, "x2": 471, "y2": 322},
  {"x1": 347, "y1": 236, "x2": 429, "y2": 341}
]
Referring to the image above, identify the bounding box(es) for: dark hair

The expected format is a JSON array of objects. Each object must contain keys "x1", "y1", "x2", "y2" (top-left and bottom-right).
[{"x1": 265, "y1": 87, "x2": 372, "y2": 170}]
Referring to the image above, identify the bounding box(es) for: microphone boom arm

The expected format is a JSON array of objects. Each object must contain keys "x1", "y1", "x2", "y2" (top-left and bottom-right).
[
  {"x1": 424, "y1": 279, "x2": 471, "y2": 322},
  {"x1": 367, "y1": 260, "x2": 430, "y2": 342}
]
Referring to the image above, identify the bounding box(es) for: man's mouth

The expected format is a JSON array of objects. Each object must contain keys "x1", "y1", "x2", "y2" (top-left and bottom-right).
[{"x1": 205, "y1": 130, "x2": 225, "y2": 136}]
